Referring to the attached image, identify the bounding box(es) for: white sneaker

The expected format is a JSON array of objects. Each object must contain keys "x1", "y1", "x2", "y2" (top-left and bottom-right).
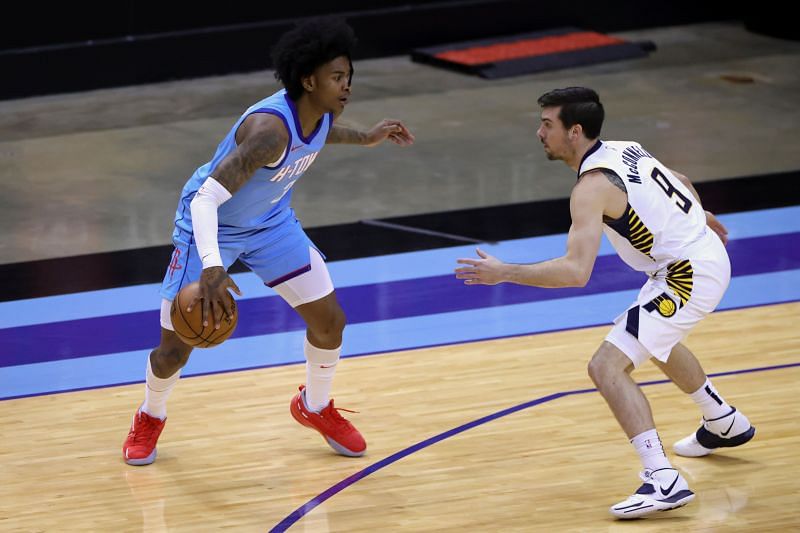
[
  {"x1": 674, "y1": 407, "x2": 755, "y2": 457},
  {"x1": 610, "y1": 468, "x2": 695, "y2": 519}
]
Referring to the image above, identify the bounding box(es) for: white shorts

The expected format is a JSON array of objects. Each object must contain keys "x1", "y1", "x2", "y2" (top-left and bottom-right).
[
  {"x1": 160, "y1": 247, "x2": 334, "y2": 330},
  {"x1": 606, "y1": 234, "x2": 731, "y2": 368}
]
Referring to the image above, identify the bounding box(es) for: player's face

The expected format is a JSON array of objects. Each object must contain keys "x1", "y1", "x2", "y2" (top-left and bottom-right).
[
  {"x1": 308, "y1": 55, "x2": 352, "y2": 114},
  {"x1": 536, "y1": 107, "x2": 569, "y2": 161}
]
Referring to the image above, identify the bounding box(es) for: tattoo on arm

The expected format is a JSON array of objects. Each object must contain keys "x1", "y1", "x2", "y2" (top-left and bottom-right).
[
  {"x1": 327, "y1": 124, "x2": 367, "y2": 144},
  {"x1": 213, "y1": 127, "x2": 287, "y2": 195},
  {"x1": 600, "y1": 169, "x2": 627, "y2": 193}
]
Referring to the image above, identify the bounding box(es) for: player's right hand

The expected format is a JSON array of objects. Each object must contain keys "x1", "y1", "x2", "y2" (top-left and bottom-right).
[{"x1": 189, "y1": 266, "x2": 243, "y2": 329}]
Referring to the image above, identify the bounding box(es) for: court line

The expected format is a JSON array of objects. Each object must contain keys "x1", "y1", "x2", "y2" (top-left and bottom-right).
[
  {"x1": 361, "y1": 218, "x2": 494, "y2": 244},
  {"x1": 2, "y1": 205, "x2": 798, "y2": 329},
  {"x1": 3, "y1": 231, "x2": 798, "y2": 366},
  {"x1": 270, "y1": 360, "x2": 800, "y2": 532},
  {"x1": 2, "y1": 295, "x2": 797, "y2": 401}
]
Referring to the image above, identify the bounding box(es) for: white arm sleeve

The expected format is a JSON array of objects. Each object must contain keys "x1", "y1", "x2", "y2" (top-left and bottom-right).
[{"x1": 190, "y1": 177, "x2": 233, "y2": 269}]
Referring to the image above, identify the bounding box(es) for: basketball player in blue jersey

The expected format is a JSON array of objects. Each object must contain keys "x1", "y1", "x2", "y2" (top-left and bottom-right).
[
  {"x1": 123, "y1": 18, "x2": 414, "y2": 465},
  {"x1": 455, "y1": 87, "x2": 754, "y2": 519}
]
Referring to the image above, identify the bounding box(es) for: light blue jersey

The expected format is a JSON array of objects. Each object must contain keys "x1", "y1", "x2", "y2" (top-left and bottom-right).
[
  {"x1": 160, "y1": 90, "x2": 333, "y2": 300},
  {"x1": 174, "y1": 89, "x2": 331, "y2": 233}
]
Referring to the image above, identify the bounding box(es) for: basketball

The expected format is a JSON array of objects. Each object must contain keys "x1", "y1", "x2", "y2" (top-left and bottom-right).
[{"x1": 170, "y1": 282, "x2": 238, "y2": 348}]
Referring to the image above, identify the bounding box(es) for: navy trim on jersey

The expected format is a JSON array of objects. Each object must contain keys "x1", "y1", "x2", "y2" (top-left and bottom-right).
[
  {"x1": 625, "y1": 305, "x2": 640, "y2": 338},
  {"x1": 177, "y1": 233, "x2": 193, "y2": 292},
  {"x1": 579, "y1": 165, "x2": 617, "y2": 184},
  {"x1": 173, "y1": 189, "x2": 196, "y2": 233},
  {"x1": 249, "y1": 109, "x2": 293, "y2": 169},
  {"x1": 265, "y1": 263, "x2": 312, "y2": 288},
  {"x1": 284, "y1": 93, "x2": 325, "y2": 145},
  {"x1": 577, "y1": 140, "x2": 603, "y2": 179},
  {"x1": 604, "y1": 201, "x2": 631, "y2": 235}
]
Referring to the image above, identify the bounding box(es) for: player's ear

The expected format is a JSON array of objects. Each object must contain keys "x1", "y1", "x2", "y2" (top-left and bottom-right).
[{"x1": 302, "y1": 75, "x2": 315, "y2": 93}]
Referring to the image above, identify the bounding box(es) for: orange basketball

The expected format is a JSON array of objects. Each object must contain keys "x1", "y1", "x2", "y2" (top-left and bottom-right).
[{"x1": 169, "y1": 282, "x2": 238, "y2": 348}]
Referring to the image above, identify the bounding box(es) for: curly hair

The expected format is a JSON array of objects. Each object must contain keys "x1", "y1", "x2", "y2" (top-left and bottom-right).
[
  {"x1": 271, "y1": 17, "x2": 357, "y2": 100},
  {"x1": 537, "y1": 87, "x2": 604, "y2": 139}
]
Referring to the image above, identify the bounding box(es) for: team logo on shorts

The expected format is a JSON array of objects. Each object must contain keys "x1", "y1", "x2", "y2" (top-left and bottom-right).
[{"x1": 643, "y1": 293, "x2": 677, "y2": 317}]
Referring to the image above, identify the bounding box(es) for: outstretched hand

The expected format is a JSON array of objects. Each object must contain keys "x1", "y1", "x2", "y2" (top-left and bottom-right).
[
  {"x1": 705, "y1": 210, "x2": 728, "y2": 245},
  {"x1": 455, "y1": 247, "x2": 506, "y2": 285},
  {"x1": 364, "y1": 119, "x2": 415, "y2": 147},
  {"x1": 187, "y1": 266, "x2": 242, "y2": 329}
]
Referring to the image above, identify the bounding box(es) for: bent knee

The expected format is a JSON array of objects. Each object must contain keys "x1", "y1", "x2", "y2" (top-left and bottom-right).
[
  {"x1": 588, "y1": 343, "x2": 634, "y2": 384},
  {"x1": 587, "y1": 354, "x2": 606, "y2": 385}
]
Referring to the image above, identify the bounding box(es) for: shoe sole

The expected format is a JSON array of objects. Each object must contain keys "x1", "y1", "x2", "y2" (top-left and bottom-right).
[
  {"x1": 612, "y1": 490, "x2": 695, "y2": 519},
  {"x1": 290, "y1": 399, "x2": 365, "y2": 457},
  {"x1": 124, "y1": 448, "x2": 157, "y2": 466},
  {"x1": 698, "y1": 425, "x2": 756, "y2": 449},
  {"x1": 676, "y1": 425, "x2": 756, "y2": 457},
  {"x1": 324, "y1": 436, "x2": 365, "y2": 457}
]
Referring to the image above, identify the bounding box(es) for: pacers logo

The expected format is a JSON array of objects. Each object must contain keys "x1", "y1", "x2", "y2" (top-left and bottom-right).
[
  {"x1": 644, "y1": 293, "x2": 677, "y2": 317},
  {"x1": 657, "y1": 297, "x2": 676, "y2": 317}
]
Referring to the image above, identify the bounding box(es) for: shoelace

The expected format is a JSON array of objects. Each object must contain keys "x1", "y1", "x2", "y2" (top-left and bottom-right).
[
  {"x1": 633, "y1": 470, "x2": 659, "y2": 495},
  {"x1": 130, "y1": 413, "x2": 161, "y2": 444},
  {"x1": 322, "y1": 401, "x2": 358, "y2": 428}
]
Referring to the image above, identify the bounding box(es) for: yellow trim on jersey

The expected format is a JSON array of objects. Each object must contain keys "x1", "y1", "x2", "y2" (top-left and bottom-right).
[
  {"x1": 666, "y1": 260, "x2": 693, "y2": 306},
  {"x1": 626, "y1": 206, "x2": 655, "y2": 258}
]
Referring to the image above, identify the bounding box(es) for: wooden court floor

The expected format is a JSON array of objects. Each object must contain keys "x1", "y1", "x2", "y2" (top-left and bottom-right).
[{"x1": 2, "y1": 302, "x2": 798, "y2": 532}]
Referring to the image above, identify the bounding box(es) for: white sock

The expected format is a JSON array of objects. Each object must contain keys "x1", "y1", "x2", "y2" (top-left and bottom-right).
[
  {"x1": 141, "y1": 357, "x2": 180, "y2": 420},
  {"x1": 631, "y1": 429, "x2": 672, "y2": 472},
  {"x1": 690, "y1": 378, "x2": 732, "y2": 420},
  {"x1": 304, "y1": 337, "x2": 340, "y2": 413}
]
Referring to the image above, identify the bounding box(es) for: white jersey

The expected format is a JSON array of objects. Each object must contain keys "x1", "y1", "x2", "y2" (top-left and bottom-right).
[
  {"x1": 582, "y1": 141, "x2": 732, "y2": 366},
  {"x1": 579, "y1": 140, "x2": 709, "y2": 275}
]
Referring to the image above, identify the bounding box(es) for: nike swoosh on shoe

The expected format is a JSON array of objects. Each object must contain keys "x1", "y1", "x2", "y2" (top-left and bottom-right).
[
  {"x1": 720, "y1": 417, "x2": 736, "y2": 436},
  {"x1": 660, "y1": 475, "x2": 679, "y2": 496}
]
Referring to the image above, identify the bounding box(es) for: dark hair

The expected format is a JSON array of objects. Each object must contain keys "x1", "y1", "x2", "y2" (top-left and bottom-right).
[
  {"x1": 537, "y1": 87, "x2": 604, "y2": 139},
  {"x1": 271, "y1": 17, "x2": 357, "y2": 100}
]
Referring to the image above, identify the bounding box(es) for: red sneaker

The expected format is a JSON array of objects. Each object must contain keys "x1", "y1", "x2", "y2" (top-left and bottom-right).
[
  {"x1": 290, "y1": 385, "x2": 366, "y2": 457},
  {"x1": 123, "y1": 409, "x2": 166, "y2": 465}
]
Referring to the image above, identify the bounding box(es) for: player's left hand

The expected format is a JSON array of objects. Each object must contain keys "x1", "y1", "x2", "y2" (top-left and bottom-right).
[
  {"x1": 455, "y1": 247, "x2": 506, "y2": 285},
  {"x1": 364, "y1": 119, "x2": 415, "y2": 147},
  {"x1": 705, "y1": 210, "x2": 728, "y2": 246}
]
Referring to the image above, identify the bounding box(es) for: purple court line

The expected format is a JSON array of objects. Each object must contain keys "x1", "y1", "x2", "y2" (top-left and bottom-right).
[
  {"x1": 2, "y1": 231, "x2": 798, "y2": 367},
  {"x1": 2, "y1": 298, "x2": 798, "y2": 402},
  {"x1": 270, "y1": 360, "x2": 800, "y2": 532}
]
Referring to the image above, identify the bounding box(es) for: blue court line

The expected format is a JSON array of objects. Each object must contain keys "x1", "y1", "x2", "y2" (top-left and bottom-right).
[
  {"x1": 2, "y1": 231, "x2": 797, "y2": 367},
  {"x1": 270, "y1": 360, "x2": 800, "y2": 532},
  {"x1": 1, "y1": 205, "x2": 798, "y2": 329},
  {"x1": 2, "y1": 270, "x2": 797, "y2": 400}
]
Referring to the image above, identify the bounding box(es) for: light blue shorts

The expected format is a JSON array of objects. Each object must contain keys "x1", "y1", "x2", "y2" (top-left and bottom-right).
[{"x1": 160, "y1": 214, "x2": 320, "y2": 301}]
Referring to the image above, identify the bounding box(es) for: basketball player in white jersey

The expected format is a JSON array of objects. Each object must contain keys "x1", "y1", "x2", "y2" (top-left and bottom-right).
[
  {"x1": 455, "y1": 87, "x2": 754, "y2": 518},
  {"x1": 123, "y1": 18, "x2": 414, "y2": 466}
]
